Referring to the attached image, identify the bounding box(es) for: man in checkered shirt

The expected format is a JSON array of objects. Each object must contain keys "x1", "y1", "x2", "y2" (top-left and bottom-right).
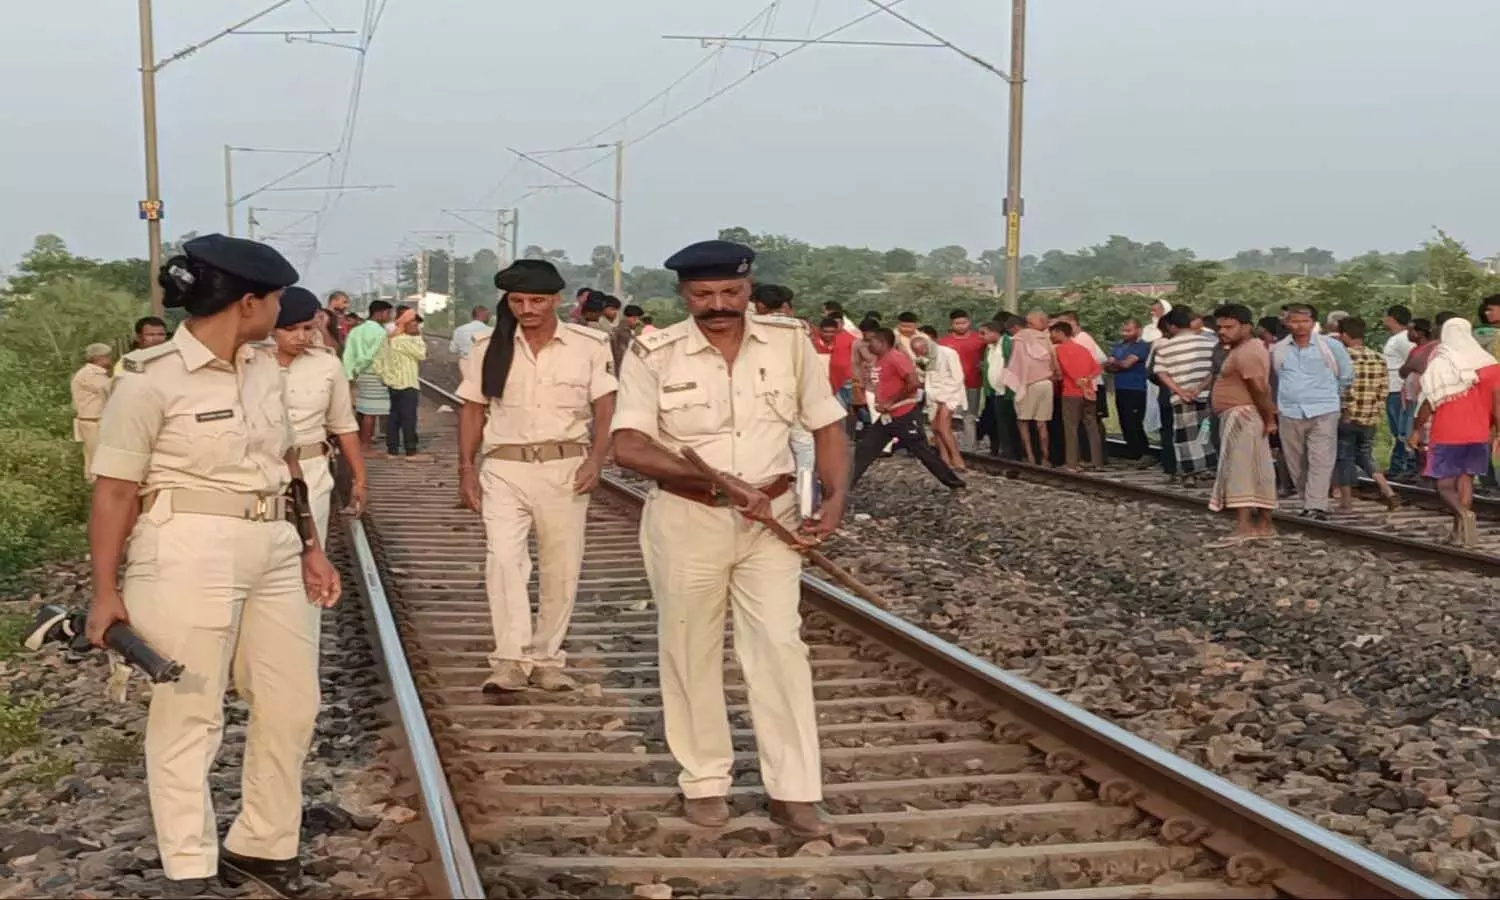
[{"x1": 1333, "y1": 316, "x2": 1400, "y2": 512}]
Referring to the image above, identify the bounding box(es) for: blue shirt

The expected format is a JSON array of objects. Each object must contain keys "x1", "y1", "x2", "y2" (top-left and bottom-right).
[
  {"x1": 449, "y1": 319, "x2": 494, "y2": 360},
  {"x1": 1274, "y1": 336, "x2": 1353, "y2": 419},
  {"x1": 1110, "y1": 340, "x2": 1151, "y2": 391}
]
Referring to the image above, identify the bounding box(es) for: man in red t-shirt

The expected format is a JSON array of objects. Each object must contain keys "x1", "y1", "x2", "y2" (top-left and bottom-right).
[
  {"x1": 847, "y1": 328, "x2": 966, "y2": 492},
  {"x1": 817, "y1": 316, "x2": 857, "y2": 396},
  {"x1": 939, "y1": 309, "x2": 987, "y2": 441}
]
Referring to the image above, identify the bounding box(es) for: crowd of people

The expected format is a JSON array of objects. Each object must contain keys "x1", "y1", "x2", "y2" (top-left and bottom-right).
[
  {"x1": 55, "y1": 227, "x2": 1500, "y2": 894},
  {"x1": 772, "y1": 293, "x2": 1500, "y2": 549}
]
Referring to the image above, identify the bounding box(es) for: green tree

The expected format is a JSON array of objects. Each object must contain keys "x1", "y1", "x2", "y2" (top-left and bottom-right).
[
  {"x1": 1422, "y1": 230, "x2": 1500, "y2": 311},
  {"x1": 717, "y1": 227, "x2": 810, "y2": 285},
  {"x1": 2, "y1": 235, "x2": 151, "y2": 303},
  {"x1": 1167, "y1": 260, "x2": 1223, "y2": 308},
  {"x1": 883, "y1": 248, "x2": 919, "y2": 273},
  {"x1": 589, "y1": 245, "x2": 617, "y2": 284},
  {"x1": 1202, "y1": 269, "x2": 1295, "y2": 315},
  {"x1": 624, "y1": 266, "x2": 676, "y2": 303},
  {"x1": 787, "y1": 246, "x2": 885, "y2": 312},
  {"x1": 919, "y1": 245, "x2": 973, "y2": 278}
]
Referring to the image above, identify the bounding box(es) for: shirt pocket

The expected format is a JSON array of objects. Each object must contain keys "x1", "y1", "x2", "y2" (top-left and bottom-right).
[
  {"x1": 162, "y1": 409, "x2": 249, "y2": 473},
  {"x1": 659, "y1": 384, "x2": 721, "y2": 437},
  {"x1": 285, "y1": 375, "x2": 327, "y2": 423},
  {"x1": 545, "y1": 358, "x2": 593, "y2": 417},
  {"x1": 754, "y1": 373, "x2": 798, "y2": 425}
]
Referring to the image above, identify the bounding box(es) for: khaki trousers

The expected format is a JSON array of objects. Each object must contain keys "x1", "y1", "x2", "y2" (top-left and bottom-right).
[
  {"x1": 123, "y1": 500, "x2": 319, "y2": 879},
  {"x1": 303, "y1": 454, "x2": 334, "y2": 548},
  {"x1": 480, "y1": 456, "x2": 590, "y2": 671},
  {"x1": 76, "y1": 420, "x2": 99, "y2": 483},
  {"x1": 641, "y1": 489, "x2": 822, "y2": 802}
]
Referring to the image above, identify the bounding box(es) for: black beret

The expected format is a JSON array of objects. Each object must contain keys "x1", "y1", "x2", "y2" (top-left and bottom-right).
[
  {"x1": 494, "y1": 259, "x2": 565, "y2": 294},
  {"x1": 183, "y1": 234, "x2": 299, "y2": 289},
  {"x1": 663, "y1": 240, "x2": 755, "y2": 282},
  {"x1": 275, "y1": 286, "x2": 320, "y2": 329}
]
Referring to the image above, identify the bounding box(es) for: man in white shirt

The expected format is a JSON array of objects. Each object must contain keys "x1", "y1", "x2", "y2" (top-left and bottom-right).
[
  {"x1": 449, "y1": 305, "x2": 493, "y2": 369},
  {"x1": 1381, "y1": 304, "x2": 1416, "y2": 478}
]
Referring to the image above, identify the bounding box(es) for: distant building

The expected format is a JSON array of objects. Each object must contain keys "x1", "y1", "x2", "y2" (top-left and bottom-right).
[
  {"x1": 404, "y1": 291, "x2": 452, "y2": 316},
  {"x1": 949, "y1": 274, "x2": 997, "y2": 294},
  {"x1": 1031, "y1": 282, "x2": 1177, "y2": 298}
]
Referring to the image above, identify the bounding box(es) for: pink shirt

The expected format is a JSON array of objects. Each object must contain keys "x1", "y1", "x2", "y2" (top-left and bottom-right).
[{"x1": 1003, "y1": 328, "x2": 1056, "y2": 401}]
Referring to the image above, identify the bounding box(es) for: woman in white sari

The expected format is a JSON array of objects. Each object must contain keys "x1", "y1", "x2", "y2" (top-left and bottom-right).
[{"x1": 1143, "y1": 299, "x2": 1172, "y2": 437}]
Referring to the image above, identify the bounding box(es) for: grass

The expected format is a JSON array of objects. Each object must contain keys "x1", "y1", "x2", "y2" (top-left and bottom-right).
[
  {"x1": 14, "y1": 753, "x2": 75, "y2": 786},
  {"x1": 0, "y1": 612, "x2": 29, "y2": 664},
  {"x1": 89, "y1": 728, "x2": 143, "y2": 767},
  {"x1": 0, "y1": 694, "x2": 44, "y2": 757}
]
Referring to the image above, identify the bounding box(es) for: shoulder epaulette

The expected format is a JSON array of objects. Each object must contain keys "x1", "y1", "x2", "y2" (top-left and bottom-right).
[
  {"x1": 563, "y1": 322, "x2": 609, "y2": 343},
  {"x1": 470, "y1": 332, "x2": 493, "y2": 354},
  {"x1": 631, "y1": 325, "x2": 687, "y2": 358},
  {"x1": 121, "y1": 343, "x2": 181, "y2": 374}
]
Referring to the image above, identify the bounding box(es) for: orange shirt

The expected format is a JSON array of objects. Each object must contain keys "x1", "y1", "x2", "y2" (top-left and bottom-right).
[{"x1": 1055, "y1": 340, "x2": 1100, "y2": 399}]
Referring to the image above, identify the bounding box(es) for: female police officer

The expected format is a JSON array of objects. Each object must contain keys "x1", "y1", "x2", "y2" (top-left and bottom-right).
[
  {"x1": 86, "y1": 234, "x2": 340, "y2": 896},
  {"x1": 266, "y1": 285, "x2": 366, "y2": 545}
]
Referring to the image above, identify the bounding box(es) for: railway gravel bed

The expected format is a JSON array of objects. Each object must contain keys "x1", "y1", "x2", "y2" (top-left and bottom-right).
[
  {"x1": 834, "y1": 460, "x2": 1500, "y2": 896},
  {"x1": 0, "y1": 533, "x2": 435, "y2": 899}
]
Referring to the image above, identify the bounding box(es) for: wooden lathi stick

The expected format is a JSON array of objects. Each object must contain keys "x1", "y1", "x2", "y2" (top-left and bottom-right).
[{"x1": 679, "y1": 447, "x2": 888, "y2": 609}]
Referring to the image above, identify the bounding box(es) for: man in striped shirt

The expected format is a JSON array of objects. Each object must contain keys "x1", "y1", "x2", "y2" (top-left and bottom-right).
[{"x1": 1150, "y1": 307, "x2": 1218, "y2": 482}]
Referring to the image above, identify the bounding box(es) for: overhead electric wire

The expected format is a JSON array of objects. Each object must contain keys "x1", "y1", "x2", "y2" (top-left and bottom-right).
[
  {"x1": 503, "y1": 0, "x2": 913, "y2": 208},
  {"x1": 304, "y1": 0, "x2": 389, "y2": 270},
  {"x1": 466, "y1": 0, "x2": 789, "y2": 212}
]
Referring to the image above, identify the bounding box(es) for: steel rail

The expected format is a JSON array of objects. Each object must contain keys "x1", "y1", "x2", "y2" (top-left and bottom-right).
[
  {"x1": 1099, "y1": 435, "x2": 1500, "y2": 516},
  {"x1": 417, "y1": 374, "x2": 1451, "y2": 899},
  {"x1": 963, "y1": 450, "x2": 1500, "y2": 572},
  {"x1": 345, "y1": 517, "x2": 486, "y2": 898}
]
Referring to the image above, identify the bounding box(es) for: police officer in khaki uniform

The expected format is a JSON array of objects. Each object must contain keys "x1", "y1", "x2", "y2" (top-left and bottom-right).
[
  {"x1": 70, "y1": 343, "x2": 113, "y2": 482},
  {"x1": 612, "y1": 240, "x2": 851, "y2": 838},
  {"x1": 265, "y1": 286, "x2": 366, "y2": 546},
  {"x1": 86, "y1": 235, "x2": 341, "y2": 897},
  {"x1": 457, "y1": 260, "x2": 618, "y2": 693}
]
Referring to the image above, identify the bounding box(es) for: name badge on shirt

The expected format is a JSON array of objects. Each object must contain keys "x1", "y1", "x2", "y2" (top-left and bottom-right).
[
  {"x1": 195, "y1": 409, "x2": 235, "y2": 423},
  {"x1": 662, "y1": 381, "x2": 697, "y2": 394}
]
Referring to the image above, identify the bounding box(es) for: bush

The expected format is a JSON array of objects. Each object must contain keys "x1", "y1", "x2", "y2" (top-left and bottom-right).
[
  {"x1": 0, "y1": 481, "x2": 82, "y2": 574},
  {"x1": 0, "y1": 276, "x2": 141, "y2": 577}
]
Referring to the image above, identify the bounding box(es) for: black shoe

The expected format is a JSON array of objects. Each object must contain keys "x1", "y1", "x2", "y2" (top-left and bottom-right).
[
  {"x1": 158, "y1": 877, "x2": 243, "y2": 898},
  {"x1": 1309, "y1": 510, "x2": 1330, "y2": 522},
  {"x1": 22, "y1": 604, "x2": 75, "y2": 651},
  {"x1": 219, "y1": 848, "x2": 304, "y2": 897}
]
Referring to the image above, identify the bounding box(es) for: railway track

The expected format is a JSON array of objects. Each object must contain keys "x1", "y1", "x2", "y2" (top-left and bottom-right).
[
  {"x1": 960, "y1": 442, "x2": 1500, "y2": 572},
  {"x1": 338, "y1": 365, "x2": 1452, "y2": 899}
]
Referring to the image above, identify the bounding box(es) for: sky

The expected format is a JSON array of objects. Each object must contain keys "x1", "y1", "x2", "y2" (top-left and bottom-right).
[{"x1": 2, "y1": 0, "x2": 1498, "y2": 293}]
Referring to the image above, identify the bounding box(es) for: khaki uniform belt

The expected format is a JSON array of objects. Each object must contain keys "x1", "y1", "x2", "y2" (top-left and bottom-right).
[
  {"x1": 142, "y1": 490, "x2": 288, "y2": 522},
  {"x1": 75, "y1": 417, "x2": 100, "y2": 423},
  {"x1": 485, "y1": 442, "x2": 588, "y2": 463},
  {"x1": 659, "y1": 474, "x2": 792, "y2": 508},
  {"x1": 296, "y1": 442, "x2": 328, "y2": 460}
]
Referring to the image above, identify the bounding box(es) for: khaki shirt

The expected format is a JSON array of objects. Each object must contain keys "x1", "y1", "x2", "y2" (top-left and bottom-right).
[
  {"x1": 456, "y1": 322, "x2": 618, "y2": 450},
  {"x1": 612, "y1": 314, "x2": 845, "y2": 486},
  {"x1": 272, "y1": 345, "x2": 360, "y2": 447},
  {"x1": 70, "y1": 362, "x2": 112, "y2": 420},
  {"x1": 92, "y1": 326, "x2": 294, "y2": 495}
]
